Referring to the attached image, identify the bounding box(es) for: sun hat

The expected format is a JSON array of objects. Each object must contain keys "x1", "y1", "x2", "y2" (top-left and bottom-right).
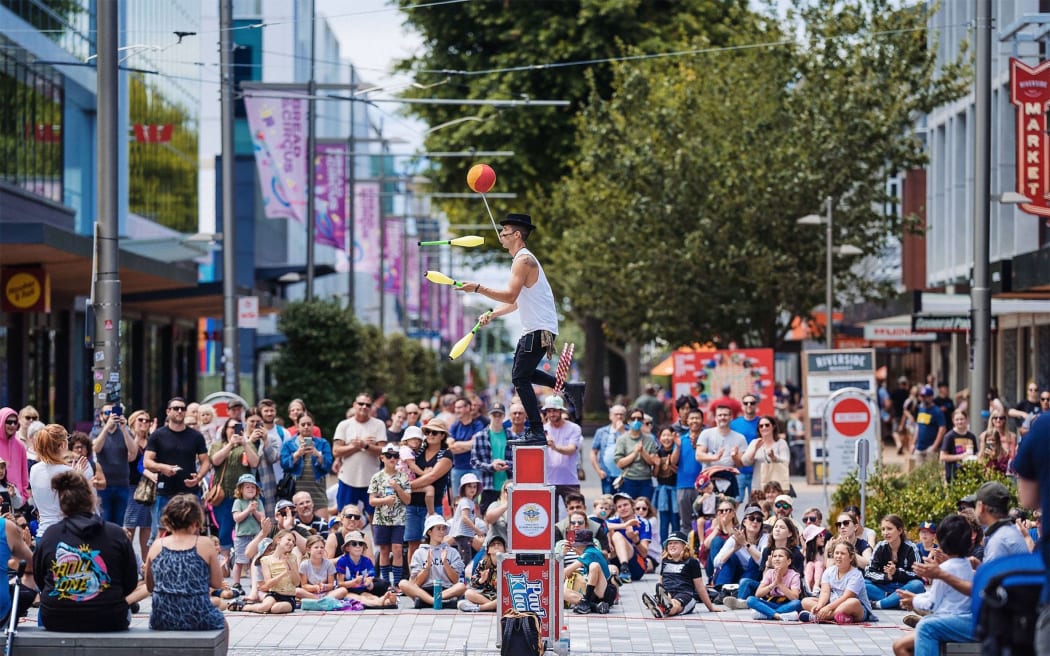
[
  {"x1": 236, "y1": 473, "x2": 258, "y2": 488},
  {"x1": 422, "y1": 419, "x2": 449, "y2": 434},
  {"x1": 402, "y1": 425, "x2": 424, "y2": 442},
  {"x1": 459, "y1": 473, "x2": 481, "y2": 494},
  {"x1": 542, "y1": 396, "x2": 566, "y2": 412},
  {"x1": 423, "y1": 514, "x2": 448, "y2": 536}
]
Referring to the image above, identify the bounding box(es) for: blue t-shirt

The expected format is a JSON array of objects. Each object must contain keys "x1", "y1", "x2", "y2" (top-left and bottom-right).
[
  {"x1": 1014, "y1": 413, "x2": 1050, "y2": 578},
  {"x1": 577, "y1": 545, "x2": 610, "y2": 580},
  {"x1": 729, "y1": 416, "x2": 759, "y2": 476},
  {"x1": 335, "y1": 553, "x2": 376, "y2": 593},
  {"x1": 591, "y1": 425, "x2": 622, "y2": 478},
  {"x1": 914, "y1": 403, "x2": 946, "y2": 451},
  {"x1": 449, "y1": 418, "x2": 485, "y2": 469},
  {"x1": 676, "y1": 433, "x2": 701, "y2": 490}
]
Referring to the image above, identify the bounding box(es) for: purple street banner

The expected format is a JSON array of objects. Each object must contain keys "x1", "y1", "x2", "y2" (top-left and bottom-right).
[
  {"x1": 353, "y1": 182, "x2": 381, "y2": 288},
  {"x1": 383, "y1": 218, "x2": 403, "y2": 296},
  {"x1": 405, "y1": 242, "x2": 419, "y2": 314},
  {"x1": 243, "y1": 95, "x2": 307, "y2": 223},
  {"x1": 314, "y1": 143, "x2": 347, "y2": 258},
  {"x1": 420, "y1": 249, "x2": 431, "y2": 325}
]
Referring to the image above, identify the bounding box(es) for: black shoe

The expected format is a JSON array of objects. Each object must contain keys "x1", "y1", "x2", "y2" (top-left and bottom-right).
[
  {"x1": 508, "y1": 429, "x2": 547, "y2": 447},
  {"x1": 563, "y1": 382, "x2": 585, "y2": 422},
  {"x1": 595, "y1": 601, "x2": 610, "y2": 615},
  {"x1": 572, "y1": 600, "x2": 593, "y2": 615},
  {"x1": 129, "y1": 602, "x2": 141, "y2": 614},
  {"x1": 414, "y1": 597, "x2": 425, "y2": 610}
]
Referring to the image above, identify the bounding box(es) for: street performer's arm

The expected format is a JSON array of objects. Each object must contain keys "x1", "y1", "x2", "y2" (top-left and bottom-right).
[{"x1": 459, "y1": 249, "x2": 536, "y2": 307}]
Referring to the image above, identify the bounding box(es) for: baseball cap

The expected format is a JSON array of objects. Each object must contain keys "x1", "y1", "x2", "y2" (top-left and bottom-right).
[
  {"x1": 275, "y1": 499, "x2": 295, "y2": 512},
  {"x1": 918, "y1": 520, "x2": 937, "y2": 532},
  {"x1": 227, "y1": 398, "x2": 245, "y2": 408},
  {"x1": 572, "y1": 529, "x2": 594, "y2": 545},
  {"x1": 920, "y1": 385, "x2": 934, "y2": 397},
  {"x1": 665, "y1": 531, "x2": 688, "y2": 545},
  {"x1": 489, "y1": 402, "x2": 506, "y2": 415},
  {"x1": 898, "y1": 376, "x2": 909, "y2": 384},
  {"x1": 774, "y1": 494, "x2": 793, "y2": 506},
  {"x1": 381, "y1": 443, "x2": 399, "y2": 455},
  {"x1": 742, "y1": 505, "x2": 764, "y2": 518},
  {"x1": 975, "y1": 481, "x2": 1011, "y2": 514},
  {"x1": 612, "y1": 492, "x2": 633, "y2": 505}
]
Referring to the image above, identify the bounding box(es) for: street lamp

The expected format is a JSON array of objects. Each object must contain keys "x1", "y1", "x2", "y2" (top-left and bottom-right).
[{"x1": 797, "y1": 196, "x2": 863, "y2": 349}]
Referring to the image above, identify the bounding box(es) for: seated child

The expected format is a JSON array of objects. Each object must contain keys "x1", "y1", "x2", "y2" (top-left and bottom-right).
[{"x1": 641, "y1": 531, "x2": 721, "y2": 618}]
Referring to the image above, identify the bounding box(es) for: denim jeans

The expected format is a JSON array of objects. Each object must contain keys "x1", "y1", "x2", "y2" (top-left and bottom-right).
[
  {"x1": 97, "y1": 485, "x2": 130, "y2": 526},
  {"x1": 914, "y1": 613, "x2": 974, "y2": 656},
  {"x1": 866, "y1": 579, "x2": 926, "y2": 609},
  {"x1": 619, "y1": 478, "x2": 653, "y2": 503},
  {"x1": 747, "y1": 596, "x2": 802, "y2": 618},
  {"x1": 511, "y1": 331, "x2": 557, "y2": 429}
]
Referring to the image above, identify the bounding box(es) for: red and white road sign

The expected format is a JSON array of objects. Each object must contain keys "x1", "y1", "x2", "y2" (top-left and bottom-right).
[{"x1": 829, "y1": 396, "x2": 872, "y2": 438}]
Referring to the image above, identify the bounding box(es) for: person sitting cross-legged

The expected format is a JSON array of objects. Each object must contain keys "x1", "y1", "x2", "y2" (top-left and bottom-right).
[{"x1": 399, "y1": 514, "x2": 466, "y2": 608}]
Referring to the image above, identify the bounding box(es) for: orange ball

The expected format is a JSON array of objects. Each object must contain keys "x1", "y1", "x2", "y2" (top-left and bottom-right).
[{"x1": 467, "y1": 163, "x2": 496, "y2": 194}]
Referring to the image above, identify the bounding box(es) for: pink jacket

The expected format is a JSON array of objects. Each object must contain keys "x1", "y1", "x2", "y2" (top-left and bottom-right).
[{"x1": 0, "y1": 408, "x2": 29, "y2": 498}]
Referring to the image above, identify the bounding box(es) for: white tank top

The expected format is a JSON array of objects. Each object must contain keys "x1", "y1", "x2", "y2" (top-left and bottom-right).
[{"x1": 515, "y1": 247, "x2": 559, "y2": 335}]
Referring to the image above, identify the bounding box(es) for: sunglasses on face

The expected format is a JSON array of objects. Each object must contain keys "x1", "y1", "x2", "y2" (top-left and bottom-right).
[
  {"x1": 775, "y1": 502, "x2": 791, "y2": 510},
  {"x1": 348, "y1": 541, "x2": 366, "y2": 547},
  {"x1": 758, "y1": 423, "x2": 773, "y2": 428},
  {"x1": 742, "y1": 401, "x2": 757, "y2": 406},
  {"x1": 1041, "y1": 397, "x2": 1050, "y2": 402},
  {"x1": 344, "y1": 514, "x2": 362, "y2": 520},
  {"x1": 382, "y1": 453, "x2": 398, "y2": 459},
  {"x1": 745, "y1": 515, "x2": 764, "y2": 522},
  {"x1": 569, "y1": 520, "x2": 586, "y2": 526},
  {"x1": 356, "y1": 401, "x2": 372, "y2": 407},
  {"x1": 803, "y1": 515, "x2": 820, "y2": 524},
  {"x1": 23, "y1": 415, "x2": 37, "y2": 421},
  {"x1": 4, "y1": 420, "x2": 17, "y2": 426},
  {"x1": 991, "y1": 416, "x2": 1005, "y2": 421},
  {"x1": 422, "y1": 429, "x2": 443, "y2": 436},
  {"x1": 836, "y1": 520, "x2": 852, "y2": 527},
  {"x1": 717, "y1": 508, "x2": 734, "y2": 514},
  {"x1": 136, "y1": 417, "x2": 150, "y2": 422},
  {"x1": 169, "y1": 406, "x2": 186, "y2": 412}
]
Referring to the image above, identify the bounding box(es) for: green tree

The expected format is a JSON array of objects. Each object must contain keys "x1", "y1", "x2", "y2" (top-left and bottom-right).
[
  {"x1": 550, "y1": 0, "x2": 968, "y2": 352},
  {"x1": 269, "y1": 300, "x2": 459, "y2": 435}
]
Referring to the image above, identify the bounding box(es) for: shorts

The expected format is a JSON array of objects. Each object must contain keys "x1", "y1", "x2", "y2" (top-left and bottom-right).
[
  {"x1": 123, "y1": 499, "x2": 152, "y2": 529},
  {"x1": 266, "y1": 592, "x2": 297, "y2": 610},
  {"x1": 373, "y1": 523, "x2": 405, "y2": 547},
  {"x1": 233, "y1": 535, "x2": 252, "y2": 565},
  {"x1": 671, "y1": 592, "x2": 697, "y2": 615},
  {"x1": 404, "y1": 505, "x2": 427, "y2": 543}
]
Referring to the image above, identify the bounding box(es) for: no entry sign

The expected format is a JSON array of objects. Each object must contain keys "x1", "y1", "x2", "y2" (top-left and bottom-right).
[{"x1": 830, "y1": 397, "x2": 872, "y2": 437}]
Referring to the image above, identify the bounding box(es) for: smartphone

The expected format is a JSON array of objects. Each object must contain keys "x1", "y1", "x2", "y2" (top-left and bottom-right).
[
  {"x1": 234, "y1": 423, "x2": 245, "y2": 434},
  {"x1": 566, "y1": 529, "x2": 576, "y2": 545},
  {"x1": 112, "y1": 403, "x2": 124, "y2": 417}
]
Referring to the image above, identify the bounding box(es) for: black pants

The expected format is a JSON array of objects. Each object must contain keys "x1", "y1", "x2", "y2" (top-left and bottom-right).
[{"x1": 511, "y1": 331, "x2": 557, "y2": 429}]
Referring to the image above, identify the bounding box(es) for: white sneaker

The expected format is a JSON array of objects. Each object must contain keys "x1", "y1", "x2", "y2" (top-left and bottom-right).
[
  {"x1": 723, "y1": 596, "x2": 749, "y2": 610},
  {"x1": 751, "y1": 610, "x2": 767, "y2": 620},
  {"x1": 778, "y1": 611, "x2": 800, "y2": 622},
  {"x1": 457, "y1": 599, "x2": 480, "y2": 612}
]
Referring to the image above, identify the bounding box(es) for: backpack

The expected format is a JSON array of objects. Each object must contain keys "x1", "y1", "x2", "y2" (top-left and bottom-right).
[
  {"x1": 972, "y1": 551, "x2": 1047, "y2": 656},
  {"x1": 500, "y1": 610, "x2": 542, "y2": 656}
]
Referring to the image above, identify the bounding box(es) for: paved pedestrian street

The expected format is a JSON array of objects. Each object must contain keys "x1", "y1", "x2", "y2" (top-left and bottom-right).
[{"x1": 93, "y1": 572, "x2": 912, "y2": 656}]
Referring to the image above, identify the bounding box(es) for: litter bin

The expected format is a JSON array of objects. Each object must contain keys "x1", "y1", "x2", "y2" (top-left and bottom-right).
[{"x1": 789, "y1": 440, "x2": 806, "y2": 477}]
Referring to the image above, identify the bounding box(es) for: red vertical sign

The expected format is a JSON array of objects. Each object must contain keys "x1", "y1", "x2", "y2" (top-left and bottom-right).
[{"x1": 1010, "y1": 57, "x2": 1050, "y2": 218}]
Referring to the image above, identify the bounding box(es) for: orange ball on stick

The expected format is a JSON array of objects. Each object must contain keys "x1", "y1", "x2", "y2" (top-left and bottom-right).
[{"x1": 467, "y1": 163, "x2": 496, "y2": 194}]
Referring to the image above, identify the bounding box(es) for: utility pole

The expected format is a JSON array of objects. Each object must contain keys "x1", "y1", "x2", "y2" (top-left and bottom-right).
[
  {"x1": 305, "y1": 0, "x2": 317, "y2": 300},
  {"x1": 972, "y1": 0, "x2": 992, "y2": 420},
  {"x1": 219, "y1": 0, "x2": 239, "y2": 393},
  {"x1": 92, "y1": 0, "x2": 121, "y2": 413},
  {"x1": 346, "y1": 63, "x2": 356, "y2": 314}
]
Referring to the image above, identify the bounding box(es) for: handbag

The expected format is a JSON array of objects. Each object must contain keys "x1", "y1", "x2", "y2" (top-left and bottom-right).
[
  {"x1": 133, "y1": 476, "x2": 156, "y2": 504},
  {"x1": 204, "y1": 457, "x2": 229, "y2": 507},
  {"x1": 276, "y1": 472, "x2": 296, "y2": 501}
]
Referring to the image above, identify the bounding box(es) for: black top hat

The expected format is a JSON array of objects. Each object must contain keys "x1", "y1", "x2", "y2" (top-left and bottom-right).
[{"x1": 500, "y1": 213, "x2": 536, "y2": 230}]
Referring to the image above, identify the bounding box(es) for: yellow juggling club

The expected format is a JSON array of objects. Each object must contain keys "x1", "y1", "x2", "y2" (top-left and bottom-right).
[
  {"x1": 418, "y1": 236, "x2": 485, "y2": 247},
  {"x1": 448, "y1": 310, "x2": 492, "y2": 361},
  {"x1": 423, "y1": 270, "x2": 464, "y2": 287}
]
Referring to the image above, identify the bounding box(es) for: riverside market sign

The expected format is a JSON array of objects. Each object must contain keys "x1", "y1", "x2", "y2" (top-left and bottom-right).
[{"x1": 1010, "y1": 57, "x2": 1050, "y2": 218}]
